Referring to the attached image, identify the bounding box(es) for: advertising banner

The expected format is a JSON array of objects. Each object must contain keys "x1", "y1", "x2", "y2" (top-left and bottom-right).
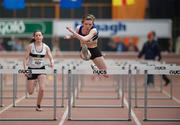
[
  {"x1": 53, "y1": 19, "x2": 172, "y2": 38},
  {"x1": 0, "y1": 19, "x2": 53, "y2": 37}
]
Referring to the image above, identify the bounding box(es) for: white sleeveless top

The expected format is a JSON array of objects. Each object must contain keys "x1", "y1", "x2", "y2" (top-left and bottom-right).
[{"x1": 28, "y1": 42, "x2": 47, "y2": 68}]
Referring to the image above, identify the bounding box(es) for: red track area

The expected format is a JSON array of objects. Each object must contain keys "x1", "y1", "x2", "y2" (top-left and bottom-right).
[
  {"x1": 0, "y1": 54, "x2": 180, "y2": 125},
  {"x1": 0, "y1": 73, "x2": 180, "y2": 125}
]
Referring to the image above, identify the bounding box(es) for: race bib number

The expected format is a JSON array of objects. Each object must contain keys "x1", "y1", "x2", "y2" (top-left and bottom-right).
[{"x1": 33, "y1": 58, "x2": 43, "y2": 65}]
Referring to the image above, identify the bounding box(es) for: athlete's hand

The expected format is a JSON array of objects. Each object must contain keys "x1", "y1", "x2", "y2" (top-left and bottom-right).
[
  {"x1": 64, "y1": 35, "x2": 71, "y2": 39},
  {"x1": 66, "y1": 27, "x2": 74, "y2": 34},
  {"x1": 50, "y1": 60, "x2": 54, "y2": 69},
  {"x1": 50, "y1": 63, "x2": 54, "y2": 69}
]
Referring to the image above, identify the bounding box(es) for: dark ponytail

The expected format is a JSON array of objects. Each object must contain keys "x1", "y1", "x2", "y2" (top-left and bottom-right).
[{"x1": 30, "y1": 38, "x2": 35, "y2": 43}]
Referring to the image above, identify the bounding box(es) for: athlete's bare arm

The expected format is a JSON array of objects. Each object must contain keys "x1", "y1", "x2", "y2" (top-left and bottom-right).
[
  {"x1": 46, "y1": 46, "x2": 54, "y2": 68},
  {"x1": 66, "y1": 26, "x2": 97, "y2": 44},
  {"x1": 23, "y1": 45, "x2": 31, "y2": 70},
  {"x1": 64, "y1": 26, "x2": 80, "y2": 40}
]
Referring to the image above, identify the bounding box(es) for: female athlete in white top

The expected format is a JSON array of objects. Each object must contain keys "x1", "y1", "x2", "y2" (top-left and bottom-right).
[
  {"x1": 65, "y1": 14, "x2": 108, "y2": 77},
  {"x1": 23, "y1": 30, "x2": 54, "y2": 111}
]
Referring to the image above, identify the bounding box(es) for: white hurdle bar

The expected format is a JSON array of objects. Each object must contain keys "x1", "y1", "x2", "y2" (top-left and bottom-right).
[
  {"x1": 143, "y1": 69, "x2": 180, "y2": 122},
  {"x1": 67, "y1": 68, "x2": 133, "y2": 121},
  {"x1": 133, "y1": 64, "x2": 173, "y2": 99},
  {"x1": 71, "y1": 72, "x2": 124, "y2": 109},
  {"x1": 0, "y1": 59, "x2": 82, "y2": 109},
  {"x1": 117, "y1": 62, "x2": 179, "y2": 108},
  {"x1": 116, "y1": 62, "x2": 175, "y2": 98},
  {"x1": 0, "y1": 68, "x2": 58, "y2": 121},
  {"x1": 14, "y1": 60, "x2": 74, "y2": 107},
  {"x1": 67, "y1": 64, "x2": 180, "y2": 122},
  {"x1": 113, "y1": 60, "x2": 180, "y2": 121}
]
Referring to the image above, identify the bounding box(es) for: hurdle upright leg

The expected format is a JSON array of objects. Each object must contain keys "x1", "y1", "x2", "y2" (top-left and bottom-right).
[
  {"x1": 144, "y1": 71, "x2": 148, "y2": 121},
  {"x1": 61, "y1": 66, "x2": 65, "y2": 107},
  {"x1": 0, "y1": 73, "x2": 3, "y2": 107},
  {"x1": 134, "y1": 74, "x2": 138, "y2": 108},
  {"x1": 53, "y1": 69, "x2": 57, "y2": 120},
  {"x1": 68, "y1": 69, "x2": 72, "y2": 120},
  {"x1": 13, "y1": 66, "x2": 17, "y2": 107}
]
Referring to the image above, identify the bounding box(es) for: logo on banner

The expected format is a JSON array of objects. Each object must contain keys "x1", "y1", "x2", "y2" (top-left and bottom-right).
[
  {"x1": 0, "y1": 21, "x2": 25, "y2": 35},
  {"x1": 74, "y1": 21, "x2": 126, "y2": 35}
]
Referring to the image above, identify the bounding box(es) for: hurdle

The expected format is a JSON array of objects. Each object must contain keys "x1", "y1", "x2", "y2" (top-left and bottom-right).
[
  {"x1": 133, "y1": 63, "x2": 173, "y2": 98},
  {"x1": 74, "y1": 62, "x2": 124, "y2": 102},
  {"x1": 72, "y1": 75, "x2": 124, "y2": 108},
  {"x1": 0, "y1": 63, "x2": 20, "y2": 107},
  {"x1": 15, "y1": 66, "x2": 64, "y2": 108},
  {"x1": 67, "y1": 67, "x2": 132, "y2": 121},
  {"x1": 70, "y1": 62, "x2": 124, "y2": 108},
  {"x1": 115, "y1": 61, "x2": 180, "y2": 121},
  {"x1": 0, "y1": 62, "x2": 20, "y2": 100},
  {"x1": 117, "y1": 61, "x2": 174, "y2": 101},
  {"x1": 14, "y1": 60, "x2": 80, "y2": 108},
  {"x1": 143, "y1": 67, "x2": 180, "y2": 122},
  {"x1": 114, "y1": 60, "x2": 180, "y2": 120},
  {"x1": 23, "y1": 61, "x2": 62, "y2": 100},
  {"x1": 132, "y1": 64, "x2": 180, "y2": 108},
  {"x1": 77, "y1": 75, "x2": 121, "y2": 100},
  {"x1": 0, "y1": 68, "x2": 57, "y2": 121}
]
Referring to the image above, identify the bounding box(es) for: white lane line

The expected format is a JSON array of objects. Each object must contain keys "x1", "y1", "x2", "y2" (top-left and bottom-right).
[
  {"x1": 0, "y1": 96, "x2": 25, "y2": 114},
  {"x1": 123, "y1": 97, "x2": 142, "y2": 125},
  {"x1": 162, "y1": 89, "x2": 180, "y2": 104},
  {"x1": 58, "y1": 88, "x2": 76, "y2": 125},
  {"x1": 58, "y1": 105, "x2": 68, "y2": 125},
  {"x1": 154, "y1": 87, "x2": 180, "y2": 104}
]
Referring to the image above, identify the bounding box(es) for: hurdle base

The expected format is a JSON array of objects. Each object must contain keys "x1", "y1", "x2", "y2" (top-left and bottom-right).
[
  {"x1": 144, "y1": 118, "x2": 180, "y2": 122},
  {"x1": 68, "y1": 118, "x2": 131, "y2": 121},
  {"x1": 0, "y1": 118, "x2": 57, "y2": 121},
  {"x1": 13, "y1": 105, "x2": 64, "y2": 108},
  {"x1": 74, "y1": 104, "x2": 124, "y2": 108},
  {"x1": 77, "y1": 96, "x2": 119, "y2": 100},
  {"x1": 135, "y1": 105, "x2": 180, "y2": 108}
]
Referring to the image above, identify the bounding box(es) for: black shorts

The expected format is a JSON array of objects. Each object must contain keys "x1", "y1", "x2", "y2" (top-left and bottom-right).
[
  {"x1": 27, "y1": 66, "x2": 46, "y2": 80},
  {"x1": 88, "y1": 47, "x2": 102, "y2": 60}
]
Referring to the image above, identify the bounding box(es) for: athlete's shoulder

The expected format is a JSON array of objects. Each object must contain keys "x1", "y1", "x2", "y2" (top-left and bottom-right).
[
  {"x1": 91, "y1": 25, "x2": 98, "y2": 32},
  {"x1": 43, "y1": 43, "x2": 49, "y2": 48},
  {"x1": 76, "y1": 25, "x2": 82, "y2": 29},
  {"x1": 76, "y1": 25, "x2": 82, "y2": 32},
  {"x1": 76, "y1": 25, "x2": 82, "y2": 30},
  {"x1": 90, "y1": 26, "x2": 98, "y2": 34},
  {"x1": 25, "y1": 43, "x2": 33, "y2": 52},
  {"x1": 43, "y1": 43, "x2": 51, "y2": 51},
  {"x1": 28, "y1": 43, "x2": 34, "y2": 48}
]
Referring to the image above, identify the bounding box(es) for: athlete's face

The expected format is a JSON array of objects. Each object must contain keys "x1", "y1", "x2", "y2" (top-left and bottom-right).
[
  {"x1": 83, "y1": 20, "x2": 93, "y2": 31},
  {"x1": 147, "y1": 32, "x2": 154, "y2": 42},
  {"x1": 34, "y1": 31, "x2": 43, "y2": 42}
]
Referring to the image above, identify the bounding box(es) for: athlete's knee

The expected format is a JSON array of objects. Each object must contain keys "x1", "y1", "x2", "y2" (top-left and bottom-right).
[
  {"x1": 39, "y1": 88, "x2": 44, "y2": 94},
  {"x1": 28, "y1": 89, "x2": 34, "y2": 95}
]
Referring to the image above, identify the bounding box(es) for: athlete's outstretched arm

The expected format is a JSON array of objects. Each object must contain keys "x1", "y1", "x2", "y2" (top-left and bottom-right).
[
  {"x1": 66, "y1": 26, "x2": 96, "y2": 43},
  {"x1": 64, "y1": 26, "x2": 80, "y2": 40},
  {"x1": 64, "y1": 34, "x2": 74, "y2": 39}
]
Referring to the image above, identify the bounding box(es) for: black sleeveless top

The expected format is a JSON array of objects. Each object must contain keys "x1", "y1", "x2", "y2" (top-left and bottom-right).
[{"x1": 78, "y1": 25, "x2": 99, "y2": 41}]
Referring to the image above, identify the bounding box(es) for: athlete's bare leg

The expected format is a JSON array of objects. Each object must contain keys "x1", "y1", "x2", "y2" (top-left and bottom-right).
[
  {"x1": 37, "y1": 75, "x2": 46, "y2": 106},
  {"x1": 27, "y1": 80, "x2": 36, "y2": 95},
  {"x1": 92, "y1": 57, "x2": 109, "y2": 78}
]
